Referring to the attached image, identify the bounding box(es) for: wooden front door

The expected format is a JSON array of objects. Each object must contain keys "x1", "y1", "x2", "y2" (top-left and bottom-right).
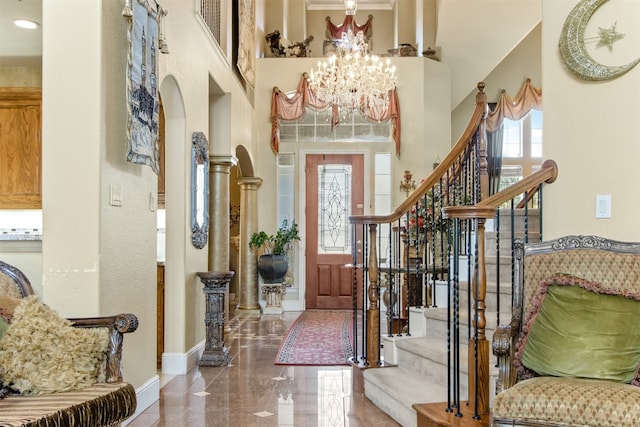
[{"x1": 305, "y1": 154, "x2": 364, "y2": 309}]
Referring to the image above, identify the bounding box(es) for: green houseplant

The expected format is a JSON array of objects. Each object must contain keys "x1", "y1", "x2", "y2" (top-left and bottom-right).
[{"x1": 249, "y1": 219, "x2": 300, "y2": 283}]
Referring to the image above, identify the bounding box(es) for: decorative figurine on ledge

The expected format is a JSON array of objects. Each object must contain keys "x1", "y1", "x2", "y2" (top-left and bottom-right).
[
  {"x1": 265, "y1": 30, "x2": 314, "y2": 57},
  {"x1": 388, "y1": 43, "x2": 418, "y2": 57}
]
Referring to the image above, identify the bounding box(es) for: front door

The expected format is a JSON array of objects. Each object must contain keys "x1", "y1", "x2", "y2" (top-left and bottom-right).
[{"x1": 305, "y1": 154, "x2": 364, "y2": 309}]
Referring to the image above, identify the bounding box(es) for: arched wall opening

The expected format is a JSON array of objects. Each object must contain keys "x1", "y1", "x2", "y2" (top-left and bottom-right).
[{"x1": 158, "y1": 74, "x2": 189, "y2": 371}]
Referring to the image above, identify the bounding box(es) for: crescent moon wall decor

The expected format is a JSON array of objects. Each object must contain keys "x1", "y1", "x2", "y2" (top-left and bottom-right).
[{"x1": 559, "y1": 0, "x2": 640, "y2": 81}]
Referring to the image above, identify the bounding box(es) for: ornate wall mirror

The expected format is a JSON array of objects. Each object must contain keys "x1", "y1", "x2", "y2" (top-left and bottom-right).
[{"x1": 191, "y1": 132, "x2": 209, "y2": 249}]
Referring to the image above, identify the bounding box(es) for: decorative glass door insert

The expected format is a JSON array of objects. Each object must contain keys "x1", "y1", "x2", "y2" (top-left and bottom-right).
[{"x1": 318, "y1": 164, "x2": 352, "y2": 255}]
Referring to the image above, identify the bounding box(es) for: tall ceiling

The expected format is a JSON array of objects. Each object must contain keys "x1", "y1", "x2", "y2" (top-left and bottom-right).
[{"x1": 0, "y1": 0, "x2": 397, "y2": 66}]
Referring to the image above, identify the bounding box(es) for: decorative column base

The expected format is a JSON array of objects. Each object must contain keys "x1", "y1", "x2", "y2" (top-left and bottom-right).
[
  {"x1": 197, "y1": 271, "x2": 234, "y2": 367},
  {"x1": 261, "y1": 283, "x2": 287, "y2": 315}
]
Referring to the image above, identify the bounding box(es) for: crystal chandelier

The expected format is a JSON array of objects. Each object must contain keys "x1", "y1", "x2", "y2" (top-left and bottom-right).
[
  {"x1": 307, "y1": 29, "x2": 397, "y2": 111},
  {"x1": 344, "y1": 0, "x2": 357, "y2": 15}
]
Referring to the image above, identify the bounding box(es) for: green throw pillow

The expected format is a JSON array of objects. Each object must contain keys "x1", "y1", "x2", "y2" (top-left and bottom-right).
[{"x1": 519, "y1": 278, "x2": 640, "y2": 383}]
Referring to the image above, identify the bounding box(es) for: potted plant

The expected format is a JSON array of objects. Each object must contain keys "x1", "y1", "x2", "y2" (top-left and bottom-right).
[{"x1": 249, "y1": 219, "x2": 300, "y2": 284}]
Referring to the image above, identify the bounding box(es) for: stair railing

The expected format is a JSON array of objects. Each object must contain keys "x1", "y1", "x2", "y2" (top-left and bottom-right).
[
  {"x1": 349, "y1": 82, "x2": 490, "y2": 368},
  {"x1": 441, "y1": 159, "x2": 558, "y2": 419}
]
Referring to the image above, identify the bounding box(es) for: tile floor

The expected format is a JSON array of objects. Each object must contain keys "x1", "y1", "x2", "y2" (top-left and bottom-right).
[{"x1": 127, "y1": 311, "x2": 401, "y2": 427}]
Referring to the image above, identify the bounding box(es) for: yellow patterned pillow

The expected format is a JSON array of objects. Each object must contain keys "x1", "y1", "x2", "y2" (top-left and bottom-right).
[{"x1": 0, "y1": 296, "x2": 109, "y2": 395}]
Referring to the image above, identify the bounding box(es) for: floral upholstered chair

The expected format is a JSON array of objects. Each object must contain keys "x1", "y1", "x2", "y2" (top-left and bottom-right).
[
  {"x1": 0, "y1": 260, "x2": 139, "y2": 426},
  {"x1": 491, "y1": 235, "x2": 640, "y2": 427}
]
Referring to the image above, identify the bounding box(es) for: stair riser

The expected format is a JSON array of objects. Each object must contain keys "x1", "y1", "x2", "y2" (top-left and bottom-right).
[
  {"x1": 449, "y1": 254, "x2": 519, "y2": 283},
  {"x1": 394, "y1": 340, "x2": 499, "y2": 396},
  {"x1": 396, "y1": 347, "x2": 470, "y2": 396},
  {"x1": 423, "y1": 312, "x2": 504, "y2": 342},
  {"x1": 364, "y1": 378, "x2": 420, "y2": 427},
  {"x1": 485, "y1": 233, "x2": 542, "y2": 257},
  {"x1": 491, "y1": 209, "x2": 540, "y2": 231},
  {"x1": 458, "y1": 288, "x2": 512, "y2": 313},
  {"x1": 430, "y1": 282, "x2": 513, "y2": 318}
]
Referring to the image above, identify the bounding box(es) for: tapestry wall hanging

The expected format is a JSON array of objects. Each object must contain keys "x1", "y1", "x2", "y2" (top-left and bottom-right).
[
  {"x1": 124, "y1": 0, "x2": 168, "y2": 175},
  {"x1": 237, "y1": 0, "x2": 255, "y2": 87}
]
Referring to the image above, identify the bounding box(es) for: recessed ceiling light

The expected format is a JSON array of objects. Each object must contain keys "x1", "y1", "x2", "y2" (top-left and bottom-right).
[{"x1": 14, "y1": 19, "x2": 39, "y2": 30}]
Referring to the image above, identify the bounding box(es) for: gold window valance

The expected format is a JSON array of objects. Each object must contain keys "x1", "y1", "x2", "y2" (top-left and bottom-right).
[{"x1": 486, "y1": 78, "x2": 542, "y2": 132}]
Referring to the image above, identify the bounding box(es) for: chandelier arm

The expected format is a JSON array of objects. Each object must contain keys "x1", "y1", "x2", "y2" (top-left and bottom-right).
[{"x1": 307, "y1": 29, "x2": 396, "y2": 112}]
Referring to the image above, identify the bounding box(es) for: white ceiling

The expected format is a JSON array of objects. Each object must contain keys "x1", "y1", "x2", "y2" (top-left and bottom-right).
[{"x1": 0, "y1": 0, "x2": 42, "y2": 65}]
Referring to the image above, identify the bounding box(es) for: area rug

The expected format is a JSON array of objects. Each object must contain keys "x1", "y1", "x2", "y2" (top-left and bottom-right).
[{"x1": 274, "y1": 310, "x2": 354, "y2": 365}]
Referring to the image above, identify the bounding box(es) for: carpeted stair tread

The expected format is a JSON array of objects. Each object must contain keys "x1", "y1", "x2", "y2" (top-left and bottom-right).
[
  {"x1": 364, "y1": 366, "x2": 448, "y2": 427},
  {"x1": 422, "y1": 307, "x2": 512, "y2": 331}
]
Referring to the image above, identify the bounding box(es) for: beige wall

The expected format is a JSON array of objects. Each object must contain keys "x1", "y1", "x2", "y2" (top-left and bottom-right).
[
  {"x1": 436, "y1": 0, "x2": 541, "y2": 108},
  {"x1": 451, "y1": 23, "x2": 541, "y2": 143},
  {"x1": 0, "y1": 66, "x2": 41, "y2": 86},
  {"x1": 542, "y1": 1, "x2": 640, "y2": 241},
  {"x1": 41, "y1": 0, "x2": 157, "y2": 390}
]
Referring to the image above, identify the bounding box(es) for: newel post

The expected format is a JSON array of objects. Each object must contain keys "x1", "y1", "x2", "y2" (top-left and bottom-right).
[
  {"x1": 366, "y1": 223, "x2": 380, "y2": 364},
  {"x1": 443, "y1": 205, "x2": 495, "y2": 418},
  {"x1": 469, "y1": 218, "x2": 490, "y2": 415}
]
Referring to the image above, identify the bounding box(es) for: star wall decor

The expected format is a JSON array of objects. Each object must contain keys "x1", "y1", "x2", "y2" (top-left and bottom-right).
[{"x1": 587, "y1": 22, "x2": 625, "y2": 51}]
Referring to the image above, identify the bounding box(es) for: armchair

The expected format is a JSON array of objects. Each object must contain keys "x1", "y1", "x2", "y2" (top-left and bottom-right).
[{"x1": 491, "y1": 236, "x2": 640, "y2": 427}]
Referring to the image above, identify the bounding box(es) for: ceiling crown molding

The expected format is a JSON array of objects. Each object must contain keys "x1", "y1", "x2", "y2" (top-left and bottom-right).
[{"x1": 305, "y1": 0, "x2": 395, "y2": 11}]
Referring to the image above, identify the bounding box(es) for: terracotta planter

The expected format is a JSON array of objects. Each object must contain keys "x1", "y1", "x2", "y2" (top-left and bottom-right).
[{"x1": 257, "y1": 254, "x2": 289, "y2": 284}]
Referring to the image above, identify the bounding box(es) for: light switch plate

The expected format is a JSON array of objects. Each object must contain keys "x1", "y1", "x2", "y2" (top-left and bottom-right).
[
  {"x1": 149, "y1": 192, "x2": 157, "y2": 212},
  {"x1": 110, "y1": 184, "x2": 122, "y2": 207},
  {"x1": 595, "y1": 194, "x2": 611, "y2": 218}
]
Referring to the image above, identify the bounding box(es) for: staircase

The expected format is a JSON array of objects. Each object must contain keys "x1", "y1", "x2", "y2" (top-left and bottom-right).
[{"x1": 363, "y1": 209, "x2": 540, "y2": 427}]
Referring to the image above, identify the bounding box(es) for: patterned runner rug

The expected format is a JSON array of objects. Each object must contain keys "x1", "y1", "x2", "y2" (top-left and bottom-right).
[{"x1": 274, "y1": 310, "x2": 354, "y2": 365}]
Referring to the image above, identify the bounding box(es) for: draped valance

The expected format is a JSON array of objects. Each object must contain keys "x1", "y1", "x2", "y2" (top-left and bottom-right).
[
  {"x1": 325, "y1": 15, "x2": 373, "y2": 40},
  {"x1": 270, "y1": 74, "x2": 401, "y2": 155},
  {"x1": 486, "y1": 79, "x2": 542, "y2": 132}
]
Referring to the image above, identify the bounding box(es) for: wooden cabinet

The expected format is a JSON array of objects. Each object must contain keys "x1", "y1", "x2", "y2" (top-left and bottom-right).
[{"x1": 0, "y1": 88, "x2": 42, "y2": 209}]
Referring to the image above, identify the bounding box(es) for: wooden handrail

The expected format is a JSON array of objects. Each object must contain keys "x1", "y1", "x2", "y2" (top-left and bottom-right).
[
  {"x1": 442, "y1": 160, "x2": 558, "y2": 219},
  {"x1": 349, "y1": 82, "x2": 488, "y2": 225},
  {"x1": 515, "y1": 184, "x2": 541, "y2": 208}
]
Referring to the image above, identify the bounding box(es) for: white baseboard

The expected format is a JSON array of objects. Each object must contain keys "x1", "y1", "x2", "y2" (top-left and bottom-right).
[
  {"x1": 161, "y1": 341, "x2": 205, "y2": 375},
  {"x1": 281, "y1": 298, "x2": 302, "y2": 312},
  {"x1": 122, "y1": 375, "x2": 160, "y2": 426}
]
